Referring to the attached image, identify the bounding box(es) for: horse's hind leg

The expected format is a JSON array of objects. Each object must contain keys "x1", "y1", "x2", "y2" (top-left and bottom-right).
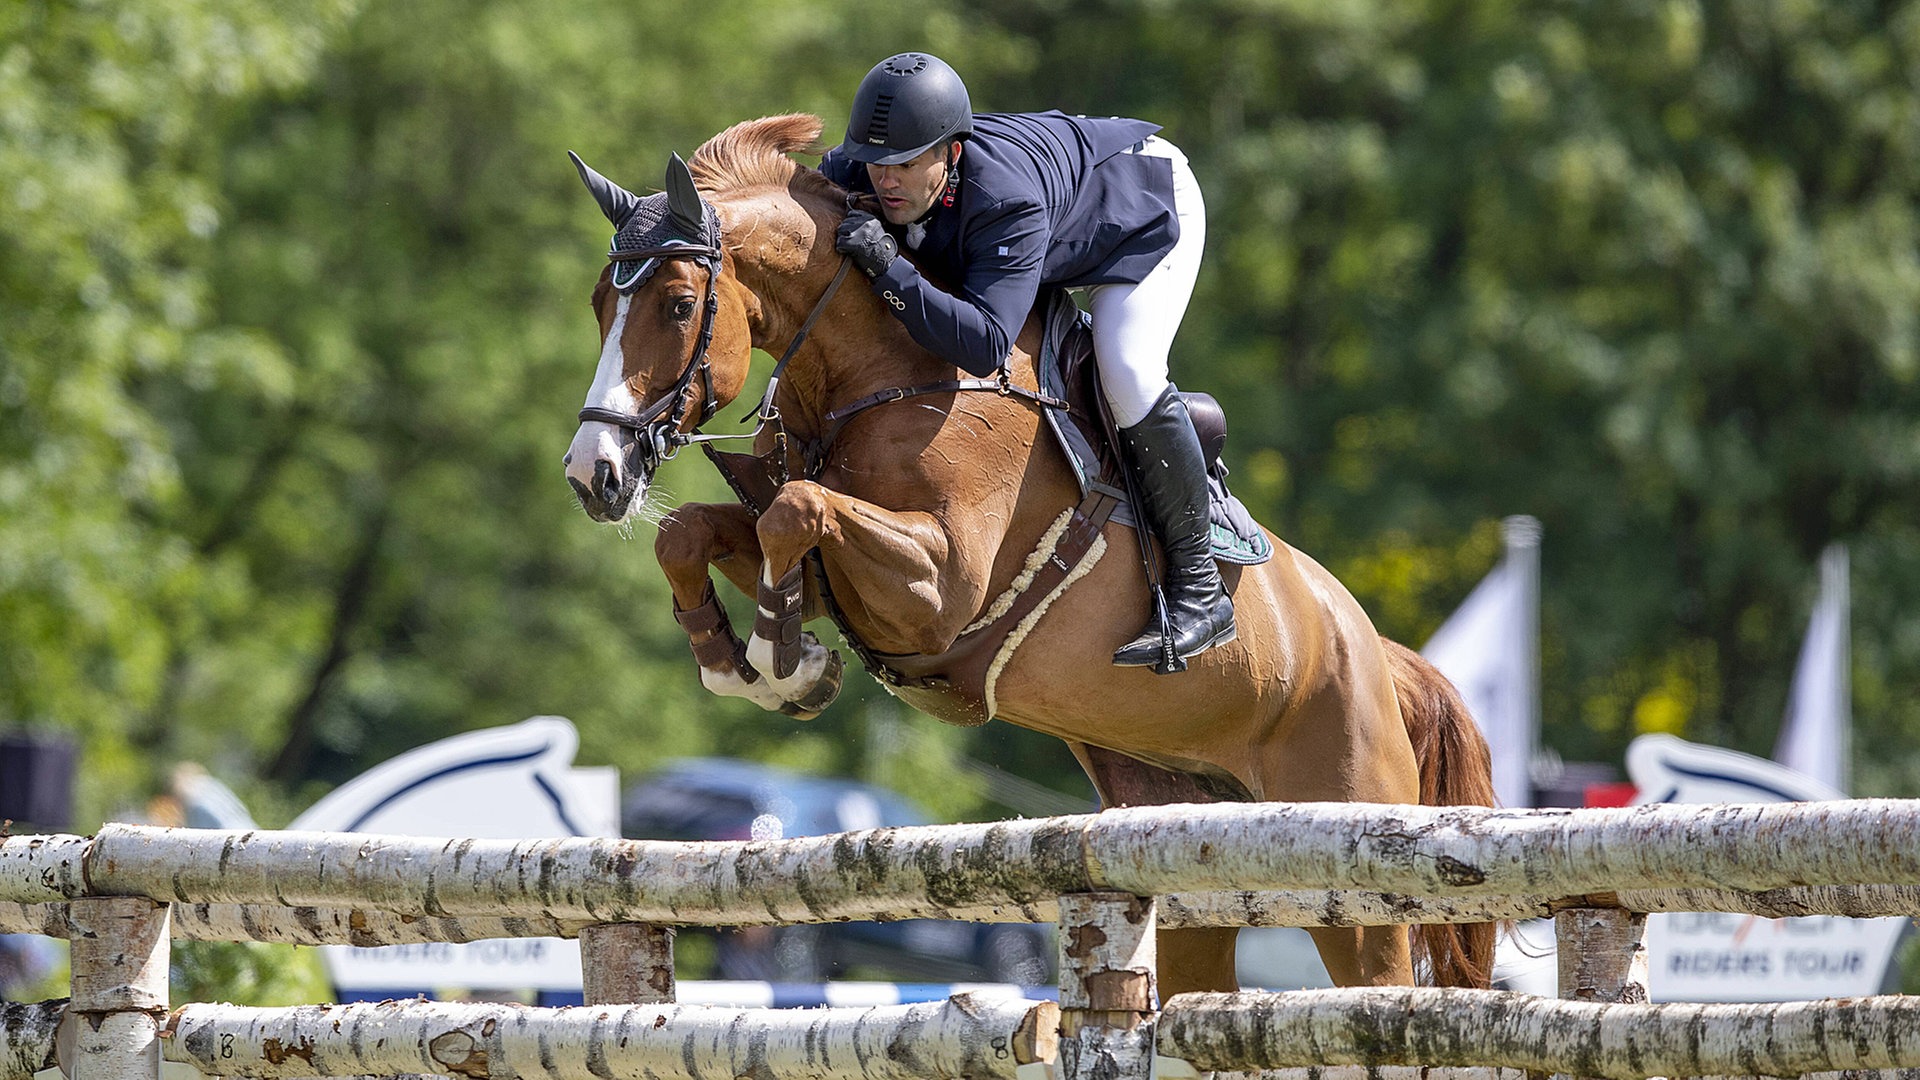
[
  {"x1": 1304, "y1": 925, "x2": 1414, "y2": 987},
  {"x1": 1155, "y1": 927, "x2": 1240, "y2": 1000},
  {"x1": 1258, "y1": 633, "x2": 1421, "y2": 987},
  {"x1": 1066, "y1": 742, "x2": 1242, "y2": 999}
]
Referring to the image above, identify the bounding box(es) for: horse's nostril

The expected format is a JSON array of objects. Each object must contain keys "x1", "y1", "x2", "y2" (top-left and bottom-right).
[
  {"x1": 562, "y1": 451, "x2": 574, "y2": 466},
  {"x1": 593, "y1": 459, "x2": 618, "y2": 503}
]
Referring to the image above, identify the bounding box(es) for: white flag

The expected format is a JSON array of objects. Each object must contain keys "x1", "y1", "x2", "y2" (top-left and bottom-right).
[
  {"x1": 1421, "y1": 517, "x2": 1539, "y2": 809},
  {"x1": 1773, "y1": 544, "x2": 1850, "y2": 795}
]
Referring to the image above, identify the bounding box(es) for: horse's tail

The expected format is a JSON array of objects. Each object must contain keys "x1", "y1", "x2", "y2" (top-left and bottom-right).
[{"x1": 1381, "y1": 636, "x2": 1499, "y2": 990}]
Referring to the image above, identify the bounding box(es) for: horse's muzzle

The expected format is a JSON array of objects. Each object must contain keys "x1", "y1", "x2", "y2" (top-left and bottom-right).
[{"x1": 570, "y1": 457, "x2": 643, "y2": 522}]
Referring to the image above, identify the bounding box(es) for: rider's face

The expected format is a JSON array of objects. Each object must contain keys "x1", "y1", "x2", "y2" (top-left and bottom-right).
[{"x1": 865, "y1": 142, "x2": 958, "y2": 225}]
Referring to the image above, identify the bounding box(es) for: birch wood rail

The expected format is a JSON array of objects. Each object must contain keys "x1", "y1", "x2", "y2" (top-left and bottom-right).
[
  {"x1": 0, "y1": 1000, "x2": 63, "y2": 1080},
  {"x1": 0, "y1": 902, "x2": 590, "y2": 946},
  {"x1": 0, "y1": 835, "x2": 89, "y2": 905},
  {"x1": 1158, "y1": 988, "x2": 1920, "y2": 1080},
  {"x1": 50, "y1": 801, "x2": 1920, "y2": 924},
  {"x1": 13, "y1": 807, "x2": 1920, "y2": 929},
  {"x1": 164, "y1": 996, "x2": 1058, "y2": 1080},
  {"x1": 12, "y1": 884, "x2": 1920, "y2": 949},
  {"x1": 1158, "y1": 882, "x2": 1920, "y2": 926},
  {"x1": 10, "y1": 882, "x2": 1920, "y2": 948}
]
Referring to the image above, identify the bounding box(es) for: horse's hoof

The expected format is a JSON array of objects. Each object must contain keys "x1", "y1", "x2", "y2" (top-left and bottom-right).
[{"x1": 777, "y1": 648, "x2": 844, "y2": 720}]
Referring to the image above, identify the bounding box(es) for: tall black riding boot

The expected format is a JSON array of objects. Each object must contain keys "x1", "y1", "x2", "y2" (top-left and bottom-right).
[{"x1": 1112, "y1": 388, "x2": 1237, "y2": 671}]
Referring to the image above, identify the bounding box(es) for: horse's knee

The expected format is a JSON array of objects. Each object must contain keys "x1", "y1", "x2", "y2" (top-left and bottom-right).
[
  {"x1": 654, "y1": 510, "x2": 712, "y2": 575},
  {"x1": 758, "y1": 483, "x2": 833, "y2": 566}
]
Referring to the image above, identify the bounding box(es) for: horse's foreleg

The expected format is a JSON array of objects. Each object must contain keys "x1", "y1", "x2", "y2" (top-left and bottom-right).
[
  {"x1": 746, "y1": 479, "x2": 967, "y2": 711},
  {"x1": 655, "y1": 503, "x2": 828, "y2": 716},
  {"x1": 744, "y1": 551, "x2": 845, "y2": 718},
  {"x1": 657, "y1": 503, "x2": 766, "y2": 603},
  {"x1": 754, "y1": 480, "x2": 966, "y2": 654},
  {"x1": 748, "y1": 478, "x2": 960, "y2": 707}
]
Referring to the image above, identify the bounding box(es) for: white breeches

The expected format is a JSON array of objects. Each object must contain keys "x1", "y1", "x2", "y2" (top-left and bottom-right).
[{"x1": 1088, "y1": 136, "x2": 1206, "y2": 428}]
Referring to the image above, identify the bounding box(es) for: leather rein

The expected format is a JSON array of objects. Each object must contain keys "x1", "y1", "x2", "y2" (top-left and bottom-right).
[{"x1": 579, "y1": 223, "x2": 1066, "y2": 481}]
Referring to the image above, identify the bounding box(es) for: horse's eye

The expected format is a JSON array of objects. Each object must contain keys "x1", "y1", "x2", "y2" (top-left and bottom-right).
[{"x1": 672, "y1": 297, "x2": 697, "y2": 321}]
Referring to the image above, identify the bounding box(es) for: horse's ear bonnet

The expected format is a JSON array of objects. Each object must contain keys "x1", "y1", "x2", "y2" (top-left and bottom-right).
[
  {"x1": 570, "y1": 150, "x2": 641, "y2": 229},
  {"x1": 664, "y1": 153, "x2": 704, "y2": 238},
  {"x1": 569, "y1": 150, "x2": 722, "y2": 292}
]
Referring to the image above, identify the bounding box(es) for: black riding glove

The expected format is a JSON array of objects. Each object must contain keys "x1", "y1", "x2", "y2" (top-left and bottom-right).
[{"x1": 835, "y1": 211, "x2": 898, "y2": 279}]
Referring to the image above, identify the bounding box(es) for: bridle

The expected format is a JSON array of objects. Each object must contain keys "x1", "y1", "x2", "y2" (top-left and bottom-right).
[
  {"x1": 576, "y1": 230, "x2": 854, "y2": 477},
  {"x1": 576, "y1": 238, "x2": 724, "y2": 475}
]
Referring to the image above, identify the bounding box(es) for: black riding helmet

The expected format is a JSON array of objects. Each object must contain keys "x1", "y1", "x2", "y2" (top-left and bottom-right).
[{"x1": 839, "y1": 52, "x2": 973, "y2": 166}]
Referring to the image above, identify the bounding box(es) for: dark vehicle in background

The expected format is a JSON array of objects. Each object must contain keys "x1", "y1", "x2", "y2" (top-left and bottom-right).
[{"x1": 622, "y1": 758, "x2": 1054, "y2": 985}]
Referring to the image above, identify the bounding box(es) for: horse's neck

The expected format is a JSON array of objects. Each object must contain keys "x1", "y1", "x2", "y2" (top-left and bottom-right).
[
  {"x1": 722, "y1": 191, "x2": 1048, "y2": 502},
  {"x1": 729, "y1": 197, "x2": 960, "y2": 437}
]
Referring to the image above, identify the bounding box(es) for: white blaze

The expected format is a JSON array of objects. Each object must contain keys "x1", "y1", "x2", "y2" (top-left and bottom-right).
[{"x1": 565, "y1": 293, "x2": 638, "y2": 495}]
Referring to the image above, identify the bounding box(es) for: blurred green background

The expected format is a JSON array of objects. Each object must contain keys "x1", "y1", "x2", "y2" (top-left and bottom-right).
[{"x1": 3, "y1": 0, "x2": 1918, "y2": 833}]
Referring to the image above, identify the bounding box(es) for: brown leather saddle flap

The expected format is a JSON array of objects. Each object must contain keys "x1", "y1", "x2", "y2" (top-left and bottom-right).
[{"x1": 1040, "y1": 292, "x2": 1227, "y2": 493}]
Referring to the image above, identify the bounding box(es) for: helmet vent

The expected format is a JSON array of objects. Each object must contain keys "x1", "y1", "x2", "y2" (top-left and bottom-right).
[
  {"x1": 867, "y1": 94, "x2": 893, "y2": 143},
  {"x1": 883, "y1": 54, "x2": 928, "y2": 77}
]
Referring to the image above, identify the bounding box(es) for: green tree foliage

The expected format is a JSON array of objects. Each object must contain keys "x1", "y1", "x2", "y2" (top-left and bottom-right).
[
  {"x1": 172, "y1": 940, "x2": 331, "y2": 1007},
  {"x1": 3, "y1": 0, "x2": 1917, "y2": 837},
  {"x1": 1, "y1": 0, "x2": 362, "y2": 814},
  {"x1": 2, "y1": 0, "x2": 1065, "y2": 825}
]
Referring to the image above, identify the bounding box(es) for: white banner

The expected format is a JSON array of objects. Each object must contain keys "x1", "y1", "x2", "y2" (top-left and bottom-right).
[
  {"x1": 1648, "y1": 912, "x2": 1895, "y2": 997},
  {"x1": 290, "y1": 716, "x2": 618, "y2": 993},
  {"x1": 1422, "y1": 517, "x2": 1539, "y2": 809},
  {"x1": 1628, "y1": 734, "x2": 1901, "y2": 1002},
  {"x1": 1774, "y1": 544, "x2": 1850, "y2": 794}
]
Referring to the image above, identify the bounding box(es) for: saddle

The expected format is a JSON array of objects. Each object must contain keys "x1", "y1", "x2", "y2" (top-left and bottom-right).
[
  {"x1": 1032, "y1": 290, "x2": 1272, "y2": 567},
  {"x1": 703, "y1": 289, "x2": 1269, "y2": 728}
]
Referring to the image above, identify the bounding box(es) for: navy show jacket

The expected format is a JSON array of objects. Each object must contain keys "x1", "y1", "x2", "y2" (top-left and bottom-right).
[{"x1": 820, "y1": 111, "x2": 1178, "y2": 376}]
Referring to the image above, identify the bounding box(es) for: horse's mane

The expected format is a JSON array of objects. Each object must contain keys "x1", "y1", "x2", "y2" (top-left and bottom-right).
[{"x1": 689, "y1": 113, "x2": 840, "y2": 201}]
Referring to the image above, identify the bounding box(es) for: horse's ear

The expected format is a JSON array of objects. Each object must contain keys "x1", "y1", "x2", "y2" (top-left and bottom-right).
[
  {"x1": 664, "y1": 152, "x2": 705, "y2": 238},
  {"x1": 569, "y1": 150, "x2": 641, "y2": 228}
]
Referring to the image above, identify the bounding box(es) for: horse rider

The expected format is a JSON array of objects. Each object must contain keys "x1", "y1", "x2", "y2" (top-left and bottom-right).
[{"x1": 820, "y1": 51, "x2": 1233, "y2": 670}]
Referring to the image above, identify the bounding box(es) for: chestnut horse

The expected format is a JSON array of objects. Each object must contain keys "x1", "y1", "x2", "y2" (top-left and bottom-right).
[{"x1": 561, "y1": 114, "x2": 1496, "y2": 996}]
